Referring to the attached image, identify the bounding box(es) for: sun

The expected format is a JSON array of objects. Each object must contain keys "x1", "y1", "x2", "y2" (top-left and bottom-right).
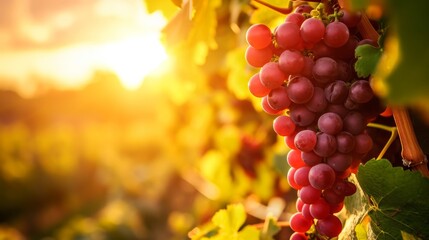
[{"x1": 96, "y1": 34, "x2": 168, "y2": 90}]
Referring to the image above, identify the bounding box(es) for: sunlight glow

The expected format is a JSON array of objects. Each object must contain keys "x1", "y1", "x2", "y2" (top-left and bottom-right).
[
  {"x1": 0, "y1": 1, "x2": 169, "y2": 96},
  {"x1": 96, "y1": 35, "x2": 168, "y2": 90}
]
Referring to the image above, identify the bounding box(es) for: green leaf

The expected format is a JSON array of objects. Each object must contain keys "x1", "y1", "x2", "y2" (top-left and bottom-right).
[
  {"x1": 212, "y1": 203, "x2": 246, "y2": 233},
  {"x1": 354, "y1": 44, "x2": 382, "y2": 78},
  {"x1": 372, "y1": 1, "x2": 429, "y2": 107},
  {"x1": 357, "y1": 159, "x2": 429, "y2": 240}
]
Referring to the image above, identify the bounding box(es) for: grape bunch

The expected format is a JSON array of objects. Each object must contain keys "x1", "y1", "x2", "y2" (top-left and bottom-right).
[{"x1": 245, "y1": 5, "x2": 384, "y2": 240}]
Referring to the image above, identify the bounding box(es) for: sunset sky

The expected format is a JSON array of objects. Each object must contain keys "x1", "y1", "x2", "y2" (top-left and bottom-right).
[{"x1": 0, "y1": 0, "x2": 170, "y2": 96}]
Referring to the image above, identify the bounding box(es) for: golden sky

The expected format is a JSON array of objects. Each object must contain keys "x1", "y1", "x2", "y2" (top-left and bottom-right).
[{"x1": 0, "y1": 0, "x2": 168, "y2": 96}]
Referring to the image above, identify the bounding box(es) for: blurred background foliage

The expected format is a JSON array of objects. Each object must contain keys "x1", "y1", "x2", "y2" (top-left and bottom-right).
[{"x1": 0, "y1": 1, "x2": 296, "y2": 238}]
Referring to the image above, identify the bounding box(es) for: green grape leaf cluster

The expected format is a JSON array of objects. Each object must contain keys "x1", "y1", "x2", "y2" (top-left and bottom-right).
[
  {"x1": 356, "y1": 159, "x2": 429, "y2": 240},
  {"x1": 354, "y1": 44, "x2": 382, "y2": 78}
]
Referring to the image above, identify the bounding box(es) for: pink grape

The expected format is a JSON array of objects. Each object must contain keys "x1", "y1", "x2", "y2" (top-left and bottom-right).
[
  {"x1": 248, "y1": 73, "x2": 270, "y2": 97},
  {"x1": 259, "y1": 62, "x2": 287, "y2": 89},
  {"x1": 246, "y1": 24, "x2": 272, "y2": 49},
  {"x1": 294, "y1": 129, "x2": 317, "y2": 152},
  {"x1": 245, "y1": 45, "x2": 273, "y2": 67},
  {"x1": 273, "y1": 115, "x2": 296, "y2": 136},
  {"x1": 315, "y1": 214, "x2": 343, "y2": 238},
  {"x1": 324, "y1": 21, "x2": 350, "y2": 48},
  {"x1": 278, "y1": 50, "x2": 305, "y2": 75},
  {"x1": 300, "y1": 18, "x2": 325, "y2": 44},
  {"x1": 308, "y1": 163, "x2": 336, "y2": 190},
  {"x1": 275, "y1": 22, "x2": 301, "y2": 49}
]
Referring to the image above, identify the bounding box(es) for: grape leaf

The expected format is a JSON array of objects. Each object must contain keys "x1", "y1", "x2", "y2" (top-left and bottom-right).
[
  {"x1": 357, "y1": 159, "x2": 429, "y2": 240},
  {"x1": 354, "y1": 44, "x2": 382, "y2": 78},
  {"x1": 212, "y1": 203, "x2": 246, "y2": 233},
  {"x1": 187, "y1": 0, "x2": 221, "y2": 65},
  {"x1": 211, "y1": 203, "x2": 259, "y2": 240}
]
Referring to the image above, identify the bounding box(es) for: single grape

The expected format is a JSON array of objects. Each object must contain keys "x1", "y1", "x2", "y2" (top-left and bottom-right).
[
  {"x1": 315, "y1": 214, "x2": 343, "y2": 238},
  {"x1": 273, "y1": 115, "x2": 296, "y2": 136},
  {"x1": 294, "y1": 129, "x2": 317, "y2": 152},
  {"x1": 301, "y1": 151, "x2": 323, "y2": 166},
  {"x1": 259, "y1": 62, "x2": 287, "y2": 89},
  {"x1": 246, "y1": 24, "x2": 272, "y2": 49},
  {"x1": 279, "y1": 50, "x2": 305, "y2": 74},
  {"x1": 343, "y1": 111, "x2": 365, "y2": 135},
  {"x1": 290, "y1": 212, "x2": 313, "y2": 233},
  {"x1": 275, "y1": 22, "x2": 301, "y2": 49},
  {"x1": 349, "y1": 80, "x2": 374, "y2": 103},
  {"x1": 287, "y1": 76, "x2": 314, "y2": 104},
  {"x1": 261, "y1": 96, "x2": 283, "y2": 115},
  {"x1": 336, "y1": 131, "x2": 356, "y2": 153},
  {"x1": 308, "y1": 163, "x2": 336, "y2": 190},
  {"x1": 287, "y1": 149, "x2": 307, "y2": 168},
  {"x1": 318, "y1": 112, "x2": 343, "y2": 135},
  {"x1": 248, "y1": 73, "x2": 271, "y2": 97},
  {"x1": 290, "y1": 232, "x2": 308, "y2": 240},
  {"x1": 324, "y1": 21, "x2": 350, "y2": 48},
  {"x1": 300, "y1": 18, "x2": 325, "y2": 44},
  {"x1": 312, "y1": 57, "x2": 338, "y2": 84},
  {"x1": 326, "y1": 152, "x2": 353, "y2": 172},
  {"x1": 325, "y1": 80, "x2": 349, "y2": 104},
  {"x1": 285, "y1": 12, "x2": 306, "y2": 26},
  {"x1": 294, "y1": 166, "x2": 311, "y2": 187},
  {"x1": 354, "y1": 132, "x2": 373, "y2": 154},
  {"x1": 313, "y1": 132, "x2": 337, "y2": 157},
  {"x1": 310, "y1": 198, "x2": 331, "y2": 219},
  {"x1": 299, "y1": 185, "x2": 322, "y2": 204},
  {"x1": 290, "y1": 104, "x2": 317, "y2": 127},
  {"x1": 245, "y1": 45, "x2": 273, "y2": 67},
  {"x1": 268, "y1": 86, "x2": 291, "y2": 111}
]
